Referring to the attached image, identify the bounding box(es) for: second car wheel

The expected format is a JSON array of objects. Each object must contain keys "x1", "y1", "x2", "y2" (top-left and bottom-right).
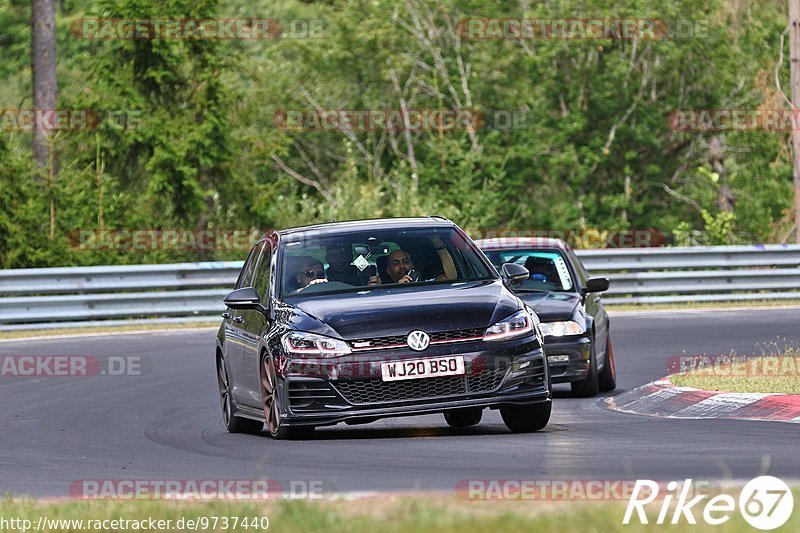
[
  {"x1": 571, "y1": 334, "x2": 600, "y2": 397},
  {"x1": 444, "y1": 407, "x2": 483, "y2": 428},
  {"x1": 598, "y1": 333, "x2": 617, "y2": 392},
  {"x1": 500, "y1": 401, "x2": 551, "y2": 432}
]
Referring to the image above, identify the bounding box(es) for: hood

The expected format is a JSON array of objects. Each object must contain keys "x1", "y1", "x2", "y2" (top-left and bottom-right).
[
  {"x1": 284, "y1": 280, "x2": 521, "y2": 339},
  {"x1": 518, "y1": 291, "x2": 580, "y2": 322}
]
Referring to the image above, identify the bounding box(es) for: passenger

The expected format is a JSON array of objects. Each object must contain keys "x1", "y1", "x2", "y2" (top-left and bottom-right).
[
  {"x1": 385, "y1": 249, "x2": 415, "y2": 284},
  {"x1": 368, "y1": 245, "x2": 456, "y2": 285},
  {"x1": 325, "y1": 246, "x2": 361, "y2": 286}
]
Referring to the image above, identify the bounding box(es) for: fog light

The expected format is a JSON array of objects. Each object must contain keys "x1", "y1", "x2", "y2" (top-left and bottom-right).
[{"x1": 548, "y1": 354, "x2": 570, "y2": 363}]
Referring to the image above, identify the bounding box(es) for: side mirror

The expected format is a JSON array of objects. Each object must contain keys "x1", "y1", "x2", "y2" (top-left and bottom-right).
[
  {"x1": 501, "y1": 263, "x2": 529, "y2": 287},
  {"x1": 223, "y1": 287, "x2": 267, "y2": 314},
  {"x1": 582, "y1": 277, "x2": 610, "y2": 294}
]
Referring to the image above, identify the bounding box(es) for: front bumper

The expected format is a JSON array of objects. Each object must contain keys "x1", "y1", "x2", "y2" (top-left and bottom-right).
[
  {"x1": 543, "y1": 335, "x2": 591, "y2": 383},
  {"x1": 274, "y1": 336, "x2": 550, "y2": 427}
]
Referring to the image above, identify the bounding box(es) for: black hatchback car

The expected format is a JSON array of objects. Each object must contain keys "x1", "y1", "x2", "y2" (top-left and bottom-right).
[
  {"x1": 216, "y1": 217, "x2": 551, "y2": 438},
  {"x1": 476, "y1": 237, "x2": 615, "y2": 397}
]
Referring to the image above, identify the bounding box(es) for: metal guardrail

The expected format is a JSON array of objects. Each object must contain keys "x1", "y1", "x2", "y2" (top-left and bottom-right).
[
  {"x1": 578, "y1": 245, "x2": 800, "y2": 305},
  {"x1": 1, "y1": 245, "x2": 799, "y2": 329},
  {"x1": 0, "y1": 262, "x2": 243, "y2": 329}
]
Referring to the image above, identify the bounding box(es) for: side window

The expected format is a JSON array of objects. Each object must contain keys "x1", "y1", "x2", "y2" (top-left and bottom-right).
[
  {"x1": 254, "y1": 245, "x2": 273, "y2": 304},
  {"x1": 236, "y1": 242, "x2": 265, "y2": 289}
]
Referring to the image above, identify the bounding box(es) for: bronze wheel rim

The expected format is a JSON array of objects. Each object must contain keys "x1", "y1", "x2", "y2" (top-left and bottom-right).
[
  {"x1": 607, "y1": 336, "x2": 616, "y2": 380},
  {"x1": 261, "y1": 355, "x2": 280, "y2": 436},
  {"x1": 217, "y1": 358, "x2": 232, "y2": 426}
]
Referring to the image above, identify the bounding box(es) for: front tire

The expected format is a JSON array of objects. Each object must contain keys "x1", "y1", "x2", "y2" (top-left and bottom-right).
[
  {"x1": 260, "y1": 353, "x2": 314, "y2": 440},
  {"x1": 444, "y1": 407, "x2": 483, "y2": 428},
  {"x1": 500, "y1": 401, "x2": 551, "y2": 433},
  {"x1": 217, "y1": 355, "x2": 263, "y2": 434}
]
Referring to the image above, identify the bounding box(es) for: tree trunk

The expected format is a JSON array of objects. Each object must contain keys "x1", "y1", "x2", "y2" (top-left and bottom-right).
[
  {"x1": 31, "y1": 0, "x2": 57, "y2": 179},
  {"x1": 790, "y1": 0, "x2": 800, "y2": 242},
  {"x1": 709, "y1": 136, "x2": 734, "y2": 213}
]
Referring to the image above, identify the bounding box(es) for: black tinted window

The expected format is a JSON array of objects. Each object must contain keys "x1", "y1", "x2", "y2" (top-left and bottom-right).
[
  {"x1": 488, "y1": 249, "x2": 575, "y2": 292},
  {"x1": 279, "y1": 227, "x2": 494, "y2": 298},
  {"x1": 253, "y1": 244, "x2": 273, "y2": 304},
  {"x1": 236, "y1": 242, "x2": 265, "y2": 289}
]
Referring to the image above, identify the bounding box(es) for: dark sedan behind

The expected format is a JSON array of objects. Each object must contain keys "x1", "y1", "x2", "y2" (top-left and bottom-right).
[{"x1": 476, "y1": 237, "x2": 615, "y2": 397}]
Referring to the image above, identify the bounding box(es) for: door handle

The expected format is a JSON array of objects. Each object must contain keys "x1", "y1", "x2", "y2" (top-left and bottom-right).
[
  {"x1": 221, "y1": 312, "x2": 231, "y2": 319},
  {"x1": 232, "y1": 316, "x2": 244, "y2": 324}
]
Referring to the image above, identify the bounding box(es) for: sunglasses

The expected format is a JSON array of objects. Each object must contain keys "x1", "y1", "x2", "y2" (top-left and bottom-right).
[{"x1": 303, "y1": 270, "x2": 323, "y2": 278}]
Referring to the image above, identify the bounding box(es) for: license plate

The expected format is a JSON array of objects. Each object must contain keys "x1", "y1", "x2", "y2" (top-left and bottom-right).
[{"x1": 380, "y1": 356, "x2": 465, "y2": 382}]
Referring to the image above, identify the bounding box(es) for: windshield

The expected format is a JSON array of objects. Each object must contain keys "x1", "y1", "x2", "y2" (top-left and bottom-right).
[
  {"x1": 483, "y1": 249, "x2": 575, "y2": 292},
  {"x1": 279, "y1": 226, "x2": 494, "y2": 298}
]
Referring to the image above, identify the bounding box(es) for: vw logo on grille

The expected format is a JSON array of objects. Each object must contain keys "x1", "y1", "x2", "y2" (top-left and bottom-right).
[{"x1": 407, "y1": 330, "x2": 430, "y2": 351}]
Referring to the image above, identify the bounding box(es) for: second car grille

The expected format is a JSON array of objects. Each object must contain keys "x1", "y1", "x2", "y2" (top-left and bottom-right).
[
  {"x1": 332, "y1": 367, "x2": 507, "y2": 405},
  {"x1": 349, "y1": 328, "x2": 486, "y2": 351}
]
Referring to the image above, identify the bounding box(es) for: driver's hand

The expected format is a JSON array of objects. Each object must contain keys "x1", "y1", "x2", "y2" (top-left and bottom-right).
[
  {"x1": 398, "y1": 275, "x2": 412, "y2": 283},
  {"x1": 308, "y1": 278, "x2": 328, "y2": 286},
  {"x1": 368, "y1": 276, "x2": 381, "y2": 285}
]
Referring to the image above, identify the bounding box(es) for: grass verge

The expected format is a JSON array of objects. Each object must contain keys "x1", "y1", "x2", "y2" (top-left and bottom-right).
[
  {"x1": 0, "y1": 322, "x2": 219, "y2": 341},
  {"x1": 1, "y1": 493, "x2": 798, "y2": 533},
  {"x1": 606, "y1": 299, "x2": 800, "y2": 312},
  {"x1": 670, "y1": 345, "x2": 800, "y2": 393}
]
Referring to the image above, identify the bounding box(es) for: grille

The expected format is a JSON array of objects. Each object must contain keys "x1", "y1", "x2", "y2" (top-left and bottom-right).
[
  {"x1": 333, "y1": 367, "x2": 507, "y2": 405},
  {"x1": 349, "y1": 328, "x2": 485, "y2": 351}
]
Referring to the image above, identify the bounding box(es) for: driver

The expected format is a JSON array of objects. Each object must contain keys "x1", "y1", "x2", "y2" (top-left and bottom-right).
[
  {"x1": 325, "y1": 246, "x2": 361, "y2": 285},
  {"x1": 292, "y1": 257, "x2": 327, "y2": 293}
]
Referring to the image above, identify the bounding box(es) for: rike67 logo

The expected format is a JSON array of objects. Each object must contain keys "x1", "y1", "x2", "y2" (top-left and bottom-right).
[{"x1": 623, "y1": 476, "x2": 793, "y2": 530}]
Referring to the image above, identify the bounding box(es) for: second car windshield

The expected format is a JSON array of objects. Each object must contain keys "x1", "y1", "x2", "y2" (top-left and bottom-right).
[
  {"x1": 485, "y1": 249, "x2": 575, "y2": 292},
  {"x1": 279, "y1": 227, "x2": 494, "y2": 298}
]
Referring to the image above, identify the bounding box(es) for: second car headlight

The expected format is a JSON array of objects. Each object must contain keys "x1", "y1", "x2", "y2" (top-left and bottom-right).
[
  {"x1": 484, "y1": 310, "x2": 535, "y2": 341},
  {"x1": 281, "y1": 331, "x2": 351, "y2": 357},
  {"x1": 539, "y1": 320, "x2": 585, "y2": 337}
]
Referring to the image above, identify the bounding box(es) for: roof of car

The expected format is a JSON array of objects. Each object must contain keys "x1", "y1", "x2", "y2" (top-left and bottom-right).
[
  {"x1": 474, "y1": 237, "x2": 569, "y2": 251},
  {"x1": 267, "y1": 216, "x2": 455, "y2": 239}
]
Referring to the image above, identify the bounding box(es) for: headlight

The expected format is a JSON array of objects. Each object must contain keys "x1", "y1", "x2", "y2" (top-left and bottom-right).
[
  {"x1": 539, "y1": 320, "x2": 585, "y2": 337},
  {"x1": 484, "y1": 310, "x2": 535, "y2": 341},
  {"x1": 281, "y1": 331, "x2": 351, "y2": 357}
]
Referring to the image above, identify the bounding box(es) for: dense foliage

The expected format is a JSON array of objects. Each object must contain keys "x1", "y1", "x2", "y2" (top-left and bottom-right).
[{"x1": 0, "y1": 0, "x2": 795, "y2": 267}]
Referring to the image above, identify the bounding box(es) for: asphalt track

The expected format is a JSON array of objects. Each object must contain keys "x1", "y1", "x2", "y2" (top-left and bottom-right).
[{"x1": 1, "y1": 307, "x2": 798, "y2": 498}]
